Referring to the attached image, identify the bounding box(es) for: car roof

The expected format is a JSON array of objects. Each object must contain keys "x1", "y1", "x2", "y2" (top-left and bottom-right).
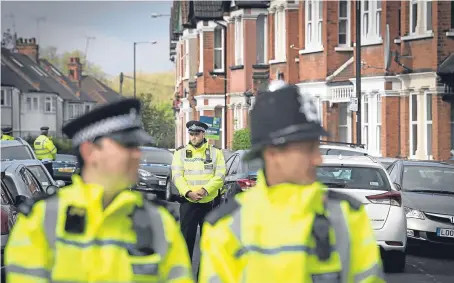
[
  {"x1": 140, "y1": 146, "x2": 169, "y2": 152},
  {"x1": 319, "y1": 144, "x2": 368, "y2": 153},
  {"x1": 1, "y1": 159, "x2": 42, "y2": 169},
  {"x1": 321, "y1": 155, "x2": 383, "y2": 168},
  {"x1": 0, "y1": 140, "x2": 26, "y2": 147},
  {"x1": 401, "y1": 160, "x2": 454, "y2": 168},
  {"x1": 1, "y1": 161, "x2": 24, "y2": 173}
]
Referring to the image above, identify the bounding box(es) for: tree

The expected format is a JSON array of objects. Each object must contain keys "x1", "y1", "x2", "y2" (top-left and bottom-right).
[
  {"x1": 40, "y1": 46, "x2": 108, "y2": 83},
  {"x1": 232, "y1": 128, "x2": 251, "y2": 150},
  {"x1": 139, "y1": 93, "x2": 175, "y2": 149}
]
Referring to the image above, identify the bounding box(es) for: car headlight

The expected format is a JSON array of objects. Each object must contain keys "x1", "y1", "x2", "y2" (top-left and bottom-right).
[
  {"x1": 404, "y1": 207, "x2": 425, "y2": 220},
  {"x1": 138, "y1": 169, "x2": 153, "y2": 177}
]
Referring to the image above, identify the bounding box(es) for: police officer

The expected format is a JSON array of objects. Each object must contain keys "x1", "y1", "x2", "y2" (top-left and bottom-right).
[
  {"x1": 1, "y1": 127, "x2": 14, "y2": 140},
  {"x1": 34, "y1": 126, "x2": 57, "y2": 177},
  {"x1": 198, "y1": 82, "x2": 385, "y2": 283},
  {"x1": 5, "y1": 98, "x2": 194, "y2": 283},
  {"x1": 171, "y1": 120, "x2": 226, "y2": 262}
]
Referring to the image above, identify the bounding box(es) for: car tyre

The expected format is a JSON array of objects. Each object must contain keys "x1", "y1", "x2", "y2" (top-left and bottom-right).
[{"x1": 383, "y1": 250, "x2": 406, "y2": 273}]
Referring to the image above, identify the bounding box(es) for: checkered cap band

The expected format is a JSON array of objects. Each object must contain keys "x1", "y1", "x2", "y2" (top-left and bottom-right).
[
  {"x1": 189, "y1": 124, "x2": 205, "y2": 132},
  {"x1": 71, "y1": 112, "x2": 142, "y2": 147}
]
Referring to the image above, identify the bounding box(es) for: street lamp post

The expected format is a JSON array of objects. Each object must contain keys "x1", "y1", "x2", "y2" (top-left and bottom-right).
[{"x1": 133, "y1": 41, "x2": 157, "y2": 99}]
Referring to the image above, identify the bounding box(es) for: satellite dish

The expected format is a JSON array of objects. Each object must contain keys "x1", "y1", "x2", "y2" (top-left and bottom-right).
[{"x1": 384, "y1": 24, "x2": 392, "y2": 72}]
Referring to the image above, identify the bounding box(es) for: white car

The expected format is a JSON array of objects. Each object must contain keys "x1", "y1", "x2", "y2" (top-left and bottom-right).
[
  {"x1": 320, "y1": 141, "x2": 371, "y2": 156},
  {"x1": 318, "y1": 155, "x2": 407, "y2": 273}
]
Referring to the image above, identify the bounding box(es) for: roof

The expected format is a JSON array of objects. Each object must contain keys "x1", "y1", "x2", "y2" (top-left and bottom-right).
[
  {"x1": 223, "y1": 0, "x2": 270, "y2": 10},
  {"x1": 80, "y1": 75, "x2": 122, "y2": 103},
  {"x1": 322, "y1": 155, "x2": 383, "y2": 167},
  {"x1": 438, "y1": 53, "x2": 454, "y2": 75},
  {"x1": 1, "y1": 61, "x2": 37, "y2": 92},
  {"x1": 327, "y1": 57, "x2": 354, "y2": 83},
  {"x1": 191, "y1": 1, "x2": 224, "y2": 20}
]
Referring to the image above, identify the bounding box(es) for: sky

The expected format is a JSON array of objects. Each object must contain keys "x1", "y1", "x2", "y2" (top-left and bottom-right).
[{"x1": 1, "y1": 0, "x2": 174, "y2": 77}]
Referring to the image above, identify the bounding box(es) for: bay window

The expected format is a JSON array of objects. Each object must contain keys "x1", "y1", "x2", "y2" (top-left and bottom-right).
[
  {"x1": 44, "y1": 96, "x2": 56, "y2": 113},
  {"x1": 256, "y1": 14, "x2": 267, "y2": 64},
  {"x1": 234, "y1": 17, "x2": 244, "y2": 65},
  {"x1": 361, "y1": 0, "x2": 382, "y2": 45},
  {"x1": 338, "y1": 0, "x2": 350, "y2": 47},
  {"x1": 305, "y1": 0, "x2": 323, "y2": 50},
  {"x1": 410, "y1": 0, "x2": 432, "y2": 34},
  {"x1": 214, "y1": 27, "x2": 224, "y2": 71}
]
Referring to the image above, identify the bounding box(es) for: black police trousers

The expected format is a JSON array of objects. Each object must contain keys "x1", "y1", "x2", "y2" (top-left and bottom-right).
[
  {"x1": 179, "y1": 201, "x2": 214, "y2": 261},
  {"x1": 43, "y1": 162, "x2": 54, "y2": 178}
]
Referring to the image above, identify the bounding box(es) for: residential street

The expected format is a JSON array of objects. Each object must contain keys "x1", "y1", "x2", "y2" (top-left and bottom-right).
[{"x1": 163, "y1": 199, "x2": 454, "y2": 283}]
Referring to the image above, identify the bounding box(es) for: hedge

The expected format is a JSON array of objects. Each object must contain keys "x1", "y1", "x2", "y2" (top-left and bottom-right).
[
  {"x1": 232, "y1": 128, "x2": 251, "y2": 151},
  {"x1": 24, "y1": 136, "x2": 74, "y2": 154}
]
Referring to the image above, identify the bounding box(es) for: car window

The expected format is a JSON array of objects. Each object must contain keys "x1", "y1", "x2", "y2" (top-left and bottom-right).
[
  {"x1": 229, "y1": 156, "x2": 241, "y2": 175},
  {"x1": 27, "y1": 165, "x2": 51, "y2": 187},
  {"x1": 225, "y1": 155, "x2": 236, "y2": 174},
  {"x1": 320, "y1": 148, "x2": 366, "y2": 156},
  {"x1": 19, "y1": 167, "x2": 42, "y2": 195},
  {"x1": 388, "y1": 163, "x2": 399, "y2": 182},
  {"x1": 141, "y1": 149, "x2": 173, "y2": 165},
  {"x1": 1, "y1": 145, "x2": 34, "y2": 160},
  {"x1": 1, "y1": 182, "x2": 13, "y2": 205},
  {"x1": 226, "y1": 155, "x2": 239, "y2": 175},
  {"x1": 402, "y1": 165, "x2": 454, "y2": 192},
  {"x1": 317, "y1": 166, "x2": 391, "y2": 190}
]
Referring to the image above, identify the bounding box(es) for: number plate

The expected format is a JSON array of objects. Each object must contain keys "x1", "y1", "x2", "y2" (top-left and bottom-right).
[
  {"x1": 436, "y1": 228, "x2": 454, "y2": 238},
  {"x1": 159, "y1": 180, "x2": 167, "y2": 186},
  {"x1": 58, "y1": 168, "x2": 74, "y2": 173}
]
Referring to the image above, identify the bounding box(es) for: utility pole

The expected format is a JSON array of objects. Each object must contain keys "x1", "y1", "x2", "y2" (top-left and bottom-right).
[
  {"x1": 355, "y1": 0, "x2": 362, "y2": 145},
  {"x1": 35, "y1": 16, "x2": 46, "y2": 44},
  {"x1": 84, "y1": 36, "x2": 96, "y2": 71}
]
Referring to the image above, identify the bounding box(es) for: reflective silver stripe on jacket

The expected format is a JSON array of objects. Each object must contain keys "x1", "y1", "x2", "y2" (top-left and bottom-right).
[
  {"x1": 44, "y1": 197, "x2": 59, "y2": 250},
  {"x1": 142, "y1": 201, "x2": 169, "y2": 258}
]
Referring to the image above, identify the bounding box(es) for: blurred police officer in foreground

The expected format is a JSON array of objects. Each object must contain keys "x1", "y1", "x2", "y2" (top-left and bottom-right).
[
  {"x1": 5, "y1": 98, "x2": 194, "y2": 283},
  {"x1": 198, "y1": 81, "x2": 384, "y2": 283},
  {"x1": 34, "y1": 126, "x2": 57, "y2": 177},
  {"x1": 1, "y1": 127, "x2": 14, "y2": 140},
  {"x1": 171, "y1": 121, "x2": 226, "y2": 262}
]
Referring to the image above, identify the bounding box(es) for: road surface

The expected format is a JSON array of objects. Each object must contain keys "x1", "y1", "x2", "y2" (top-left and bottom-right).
[{"x1": 164, "y1": 200, "x2": 454, "y2": 282}]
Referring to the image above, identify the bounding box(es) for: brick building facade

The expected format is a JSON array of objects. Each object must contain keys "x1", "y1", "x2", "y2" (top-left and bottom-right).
[{"x1": 169, "y1": 0, "x2": 454, "y2": 160}]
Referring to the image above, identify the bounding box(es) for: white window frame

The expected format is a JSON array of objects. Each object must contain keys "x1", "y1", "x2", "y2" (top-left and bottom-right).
[
  {"x1": 409, "y1": 93, "x2": 418, "y2": 157},
  {"x1": 234, "y1": 16, "x2": 244, "y2": 65},
  {"x1": 67, "y1": 103, "x2": 82, "y2": 120},
  {"x1": 32, "y1": 97, "x2": 39, "y2": 111},
  {"x1": 199, "y1": 32, "x2": 204, "y2": 72},
  {"x1": 305, "y1": 0, "x2": 323, "y2": 50},
  {"x1": 272, "y1": 7, "x2": 286, "y2": 62},
  {"x1": 424, "y1": 92, "x2": 433, "y2": 159},
  {"x1": 184, "y1": 40, "x2": 189, "y2": 79},
  {"x1": 213, "y1": 27, "x2": 224, "y2": 72},
  {"x1": 256, "y1": 14, "x2": 268, "y2": 64},
  {"x1": 362, "y1": 95, "x2": 369, "y2": 149},
  {"x1": 338, "y1": 0, "x2": 351, "y2": 47},
  {"x1": 44, "y1": 96, "x2": 56, "y2": 113},
  {"x1": 1, "y1": 89, "x2": 11, "y2": 107},
  {"x1": 410, "y1": 0, "x2": 432, "y2": 35},
  {"x1": 361, "y1": 0, "x2": 382, "y2": 45},
  {"x1": 450, "y1": 103, "x2": 454, "y2": 151},
  {"x1": 376, "y1": 94, "x2": 382, "y2": 155}
]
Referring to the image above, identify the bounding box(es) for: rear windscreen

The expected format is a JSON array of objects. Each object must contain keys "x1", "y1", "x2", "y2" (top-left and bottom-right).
[
  {"x1": 1, "y1": 145, "x2": 34, "y2": 160},
  {"x1": 317, "y1": 165, "x2": 391, "y2": 190},
  {"x1": 320, "y1": 148, "x2": 367, "y2": 156}
]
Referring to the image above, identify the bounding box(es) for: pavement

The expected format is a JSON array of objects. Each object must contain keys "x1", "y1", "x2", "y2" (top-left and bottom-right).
[{"x1": 163, "y1": 199, "x2": 454, "y2": 282}]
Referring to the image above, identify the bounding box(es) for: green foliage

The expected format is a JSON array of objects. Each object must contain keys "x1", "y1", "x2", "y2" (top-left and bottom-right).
[
  {"x1": 232, "y1": 128, "x2": 252, "y2": 151},
  {"x1": 24, "y1": 136, "x2": 73, "y2": 154},
  {"x1": 139, "y1": 93, "x2": 175, "y2": 149}
]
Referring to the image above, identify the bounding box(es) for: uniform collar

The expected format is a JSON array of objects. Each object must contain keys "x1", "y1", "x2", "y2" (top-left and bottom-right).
[
  {"x1": 188, "y1": 140, "x2": 209, "y2": 152},
  {"x1": 254, "y1": 170, "x2": 326, "y2": 215}
]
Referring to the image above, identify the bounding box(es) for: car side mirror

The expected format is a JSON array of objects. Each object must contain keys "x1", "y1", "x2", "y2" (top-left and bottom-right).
[
  {"x1": 55, "y1": 180, "x2": 66, "y2": 188},
  {"x1": 46, "y1": 185, "x2": 58, "y2": 195},
  {"x1": 14, "y1": 195, "x2": 27, "y2": 206},
  {"x1": 393, "y1": 182, "x2": 402, "y2": 191}
]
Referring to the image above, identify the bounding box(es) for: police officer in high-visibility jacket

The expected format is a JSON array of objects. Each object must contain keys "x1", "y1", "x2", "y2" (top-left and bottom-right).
[
  {"x1": 34, "y1": 126, "x2": 57, "y2": 176},
  {"x1": 1, "y1": 127, "x2": 14, "y2": 140},
  {"x1": 199, "y1": 81, "x2": 385, "y2": 283},
  {"x1": 171, "y1": 120, "x2": 226, "y2": 262},
  {"x1": 5, "y1": 98, "x2": 194, "y2": 283}
]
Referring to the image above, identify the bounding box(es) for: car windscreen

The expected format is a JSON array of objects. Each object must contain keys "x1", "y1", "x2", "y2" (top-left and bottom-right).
[
  {"x1": 141, "y1": 149, "x2": 173, "y2": 165},
  {"x1": 27, "y1": 165, "x2": 52, "y2": 187},
  {"x1": 317, "y1": 165, "x2": 390, "y2": 190},
  {"x1": 56, "y1": 154, "x2": 77, "y2": 163},
  {"x1": 402, "y1": 165, "x2": 454, "y2": 193},
  {"x1": 1, "y1": 145, "x2": 34, "y2": 160},
  {"x1": 320, "y1": 148, "x2": 367, "y2": 156}
]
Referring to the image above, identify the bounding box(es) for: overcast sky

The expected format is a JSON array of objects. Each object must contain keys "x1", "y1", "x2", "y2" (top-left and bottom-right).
[{"x1": 1, "y1": 0, "x2": 174, "y2": 77}]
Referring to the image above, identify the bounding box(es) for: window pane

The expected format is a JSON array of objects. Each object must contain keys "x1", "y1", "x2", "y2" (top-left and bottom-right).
[
  {"x1": 318, "y1": 0, "x2": 323, "y2": 19},
  {"x1": 412, "y1": 124, "x2": 418, "y2": 155},
  {"x1": 426, "y1": 1, "x2": 432, "y2": 31},
  {"x1": 364, "y1": 100, "x2": 369, "y2": 123},
  {"x1": 339, "y1": 127, "x2": 348, "y2": 142},
  {"x1": 363, "y1": 14, "x2": 369, "y2": 36},
  {"x1": 214, "y1": 50, "x2": 222, "y2": 69},
  {"x1": 339, "y1": 103, "x2": 348, "y2": 124},
  {"x1": 339, "y1": 33, "x2": 347, "y2": 45},
  {"x1": 412, "y1": 3, "x2": 418, "y2": 32},
  {"x1": 376, "y1": 125, "x2": 381, "y2": 153},
  {"x1": 256, "y1": 15, "x2": 265, "y2": 63},
  {"x1": 364, "y1": 0, "x2": 369, "y2": 11},
  {"x1": 427, "y1": 123, "x2": 432, "y2": 156},
  {"x1": 339, "y1": 0, "x2": 348, "y2": 17},
  {"x1": 214, "y1": 28, "x2": 222, "y2": 48},
  {"x1": 317, "y1": 166, "x2": 391, "y2": 191},
  {"x1": 411, "y1": 94, "x2": 418, "y2": 121},
  {"x1": 364, "y1": 125, "x2": 368, "y2": 148},
  {"x1": 426, "y1": 93, "x2": 432, "y2": 121},
  {"x1": 339, "y1": 20, "x2": 347, "y2": 34},
  {"x1": 308, "y1": 1, "x2": 312, "y2": 21},
  {"x1": 377, "y1": 99, "x2": 382, "y2": 122},
  {"x1": 377, "y1": 0, "x2": 382, "y2": 9}
]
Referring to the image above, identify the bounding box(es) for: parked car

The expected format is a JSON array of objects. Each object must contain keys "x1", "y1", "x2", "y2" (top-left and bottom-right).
[
  {"x1": 222, "y1": 149, "x2": 235, "y2": 161},
  {"x1": 0, "y1": 138, "x2": 37, "y2": 161},
  {"x1": 318, "y1": 155, "x2": 407, "y2": 273},
  {"x1": 375, "y1": 157, "x2": 401, "y2": 170},
  {"x1": 387, "y1": 160, "x2": 454, "y2": 246},
  {"x1": 222, "y1": 150, "x2": 263, "y2": 202},
  {"x1": 53, "y1": 154, "x2": 78, "y2": 184},
  {"x1": 6, "y1": 159, "x2": 66, "y2": 189},
  {"x1": 320, "y1": 140, "x2": 371, "y2": 156},
  {"x1": 134, "y1": 146, "x2": 177, "y2": 201}
]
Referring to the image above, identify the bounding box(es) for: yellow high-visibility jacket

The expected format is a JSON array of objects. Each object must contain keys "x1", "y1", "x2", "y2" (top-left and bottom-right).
[
  {"x1": 199, "y1": 170, "x2": 385, "y2": 283},
  {"x1": 33, "y1": 134, "x2": 57, "y2": 161},
  {"x1": 171, "y1": 142, "x2": 226, "y2": 203},
  {"x1": 5, "y1": 175, "x2": 194, "y2": 283},
  {"x1": 1, "y1": 134, "x2": 14, "y2": 140}
]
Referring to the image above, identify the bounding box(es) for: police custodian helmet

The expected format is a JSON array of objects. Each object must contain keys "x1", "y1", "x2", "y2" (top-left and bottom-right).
[
  {"x1": 244, "y1": 80, "x2": 329, "y2": 160},
  {"x1": 62, "y1": 98, "x2": 154, "y2": 148}
]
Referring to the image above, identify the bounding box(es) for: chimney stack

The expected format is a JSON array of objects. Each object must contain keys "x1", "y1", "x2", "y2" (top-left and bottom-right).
[
  {"x1": 15, "y1": 37, "x2": 39, "y2": 63},
  {"x1": 68, "y1": 56, "x2": 82, "y2": 87}
]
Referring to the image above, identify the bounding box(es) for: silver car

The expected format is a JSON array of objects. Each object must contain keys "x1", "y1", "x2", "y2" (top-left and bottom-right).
[{"x1": 319, "y1": 155, "x2": 407, "y2": 273}]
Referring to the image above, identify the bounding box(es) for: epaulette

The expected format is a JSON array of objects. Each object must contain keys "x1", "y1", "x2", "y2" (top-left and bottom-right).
[
  {"x1": 326, "y1": 190, "x2": 362, "y2": 211},
  {"x1": 175, "y1": 145, "x2": 185, "y2": 151},
  {"x1": 205, "y1": 199, "x2": 241, "y2": 225}
]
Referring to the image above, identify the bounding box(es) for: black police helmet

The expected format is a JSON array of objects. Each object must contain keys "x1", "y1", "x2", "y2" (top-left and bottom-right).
[{"x1": 244, "y1": 81, "x2": 329, "y2": 161}]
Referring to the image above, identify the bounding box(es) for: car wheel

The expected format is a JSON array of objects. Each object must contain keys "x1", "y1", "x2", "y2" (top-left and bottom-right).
[
  {"x1": 165, "y1": 179, "x2": 172, "y2": 202},
  {"x1": 383, "y1": 250, "x2": 406, "y2": 273}
]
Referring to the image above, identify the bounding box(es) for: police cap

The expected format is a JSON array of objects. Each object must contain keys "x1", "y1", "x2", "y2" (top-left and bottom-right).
[
  {"x1": 186, "y1": 120, "x2": 208, "y2": 133},
  {"x1": 244, "y1": 81, "x2": 329, "y2": 160},
  {"x1": 62, "y1": 98, "x2": 154, "y2": 148},
  {"x1": 2, "y1": 127, "x2": 12, "y2": 134},
  {"x1": 40, "y1": 126, "x2": 50, "y2": 131}
]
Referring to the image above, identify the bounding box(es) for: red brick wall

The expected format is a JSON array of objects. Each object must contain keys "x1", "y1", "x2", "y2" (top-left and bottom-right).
[
  {"x1": 432, "y1": 95, "x2": 452, "y2": 161},
  {"x1": 382, "y1": 96, "x2": 400, "y2": 157}
]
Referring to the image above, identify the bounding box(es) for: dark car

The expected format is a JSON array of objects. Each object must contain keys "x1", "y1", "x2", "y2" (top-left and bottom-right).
[
  {"x1": 222, "y1": 150, "x2": 263, "y2": 203},
  {"x1": 134, "y1": 147, "x2": 177, "y2": 201},
  {"x1": 387, "y1": 160, "x2": 454, "y2": 245},
  {"x1": 53, "y1": 154, "x2": 78, "y2": 184}
]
